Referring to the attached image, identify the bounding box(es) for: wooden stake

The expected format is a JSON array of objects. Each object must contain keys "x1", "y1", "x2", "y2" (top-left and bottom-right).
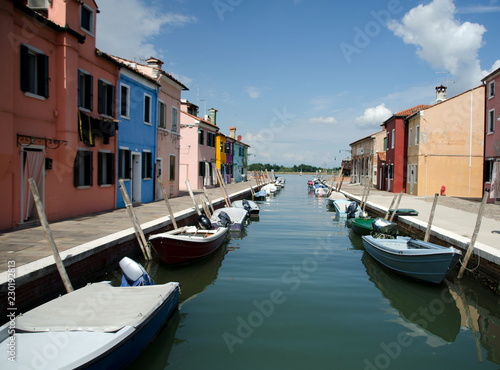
[
  {"x1": 424, "y1": 193, "x2": 439, "y2": 242},
  {"x1": 216, "y1": 168, "x2": 231, "y2": 207},
  {"x1": 458, "y1": 189, "x2": 489, "y2": 279},
  {"x1": 118, "y1": 179, "x2": 152, "y2": 260},
  {"x1": 389, "y1": 192, "x2": 403, "y2": 222},
  {"x1": 29, "y1": 178, "x2": 74, "y2": 293},
  {"x1": 157, "y1": 177, "x2": 177, "y2": 229},
  {"x1": 185, "y1": 179, "x2": 202, "y2": 215},
  {"x1": 384, "y1": 194, "x2": 398, "y2": 219},
  {"x1": 203, "y1": 187, "x2": 215, "y2": 214}
]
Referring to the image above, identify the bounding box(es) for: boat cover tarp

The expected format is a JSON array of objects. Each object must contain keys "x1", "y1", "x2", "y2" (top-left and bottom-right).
[{"x1": 15, "y1": 282, "x2": 178, "y2": 333}]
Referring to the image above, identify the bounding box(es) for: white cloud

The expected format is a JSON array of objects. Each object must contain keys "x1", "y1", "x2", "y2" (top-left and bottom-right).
[
  {"x1": 245, "y1": 86, "x2": 262, "y2": 99},
  {"x1": 96, "y1": 0, "x2": 197, "y2": 61},
  {"x1": 388, "y1": 0, "x2": 500, "y2": 91},
  {"x1": 307, "y1": 117, "x2": 337, "y2": 125},
  {"x1": 355, "y1": 103, "x2": 392, "y2": 128}
]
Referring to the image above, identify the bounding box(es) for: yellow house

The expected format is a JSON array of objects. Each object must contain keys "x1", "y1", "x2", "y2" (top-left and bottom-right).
[
  {"x1": 406, "y1": 85, "x2": 485, "y2": 197},
  {"x1": 215, "y1": 133, "x2": 227, "y2": 182}
]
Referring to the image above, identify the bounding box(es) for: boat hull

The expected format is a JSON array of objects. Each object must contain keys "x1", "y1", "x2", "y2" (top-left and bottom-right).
[
  {"x1": 350, "y1": 218, "x2": 375, "y2": 236},
  {"x1": 361, "y1": 235, "x2": 462, "y2": 284},
  {"x1": 150, "y1": 227, "x2": 229, "y2": 264}
]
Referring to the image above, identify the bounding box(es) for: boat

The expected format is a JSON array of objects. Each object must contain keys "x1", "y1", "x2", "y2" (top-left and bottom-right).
[
  {"x1": 119, "y1": 256, "x2": 155, "y2": 286},
  {"x1": 332, "y1": 199, "x2": 364, "y2": 218},
  {"x1": 388, "y1": 208, "x2": 419, "y2": 216},
  {"x1": 314, "y1": 184, "x2": 329, "y2": 197},
  {"x1": 253, "y1": 189, "x2": 267, "y2": 200},
  {"x1": 210, "y1": 207, "x2": 248, "y2": 230},
  {"x1": 233, "y1": 199, "x2": 260, "y2": 215},
  {"x1": 0, "y1": 278, "x2": 179, "y2": 369},
  {"x1": 361, "y1": 234, "x2": 462, "y2": 284},
  {"x1": 326, "y1": 190, "x2": 347, "y2": 207},
  {"x1": 262, "y1": 183, "x2": 277, "y2": 194},
  {"x1": 349, "y1": 217, "x2": 376, "y2": 236},
  {"x1": 275, "y1": 176, "x2": 286, "y2": 188},
  {"x1": 149, "y1": 224, "x2": 229, "y2": 265}
]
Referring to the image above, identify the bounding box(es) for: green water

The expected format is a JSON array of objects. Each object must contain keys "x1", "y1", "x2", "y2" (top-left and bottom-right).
[{"x1": 126, "y1": 174, "x2": 500, "y2": 370}]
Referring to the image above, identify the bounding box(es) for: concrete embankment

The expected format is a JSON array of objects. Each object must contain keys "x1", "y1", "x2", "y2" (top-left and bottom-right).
[
  {"x1": 338, "y1": 183, "x2": 500, "y2": 293},
  {"x1": 0, "y1": 182, "x2": 259, "y2": 319}
]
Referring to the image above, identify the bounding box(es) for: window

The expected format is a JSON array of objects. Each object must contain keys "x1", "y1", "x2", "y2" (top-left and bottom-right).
[
  {"x1": 78, "y1": 70, "x2": 93, "y2": 110},
  {"x1": 388, "y1": 164, "x2": 393, "y2": 179},
  {"x1": 207, "y1": 132, "x2": 215, "y2": 147},
  {"x1": 408, "y1": 128, "x2": 412, "y2": 147},
  {"x1": 74, "y1": 149, "x2": 93, "y2": 187},
  {"x1": 144, "y1": 94, "x2": 152, "y2": 124},
  {"x1": 488, "y1": 109, "x2": 495, "y2": 133},
  {"x1": 198, "y1": 129, "x2": 204, "y2": 145},
  {"x1": 489, "y1": 81, "x2": 495, "y2": 98},
  {"x1": 391, "y1": 129, "x2": 395, "y2": 149},
  {"x1": 171, "y1": 106, "x2": 178, "y2": 132},
  {"x1": 169, "y1": 155, "x2": 176, "y2": 181},
  {"x1": 118, "y1": 149, "x2": 131, "y2": 179},
  {"x1": 98, "y1": 152, "x2": 114, "y2": 186},
  {"x1": 20, "y1": 45, "x2": 49, "y2": 98},
  {"x1": 120, "y1": 84, "x2": 130, "y2": 118},
  {"x1": 415, "y1": 125, "x2": 420, "y2": 145},
  {"x1": 158, "y1": 101, "x2": 166, "y2": 128},
  {"x1": 80, "y1": 4, "x2": 94, "y2": 34},
  {"x1": 199, "y1": 161, "x2": 206, "y2": 176},
  {"x1": 98, "y1": 80, "x2": 114, "y2": 117},
  {"x1": 142, "y1": 151, "x2": 152, "y2": 179}
]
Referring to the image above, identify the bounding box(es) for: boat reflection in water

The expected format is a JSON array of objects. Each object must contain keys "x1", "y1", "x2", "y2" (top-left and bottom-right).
[{"x1": 362, "y1": 252, "x2": 461, "y2": 345}]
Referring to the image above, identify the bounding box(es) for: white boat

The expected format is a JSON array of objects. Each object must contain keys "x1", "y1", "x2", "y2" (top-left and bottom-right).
[
  {"x1": 326, "y1": 191, "x2": 347, "y2": 207},
  {"x1": 0, "y1": 281, "x2": 180, "y2": 369},
  {"x1": 332, "y1": 199, "x2": 364, "y2": 218},
  {"x1": 361, "y1": 235, "x2": 462, "y2": 284},
  {"x1": 211, "y1": 207, "x2": 248, "y2": 230},
  {"x1": 261, "y1": 183, "x2": 277, "y2": 194},
  {"x1": 233, "y1": 199, "x2": 260, "y2": 215}
]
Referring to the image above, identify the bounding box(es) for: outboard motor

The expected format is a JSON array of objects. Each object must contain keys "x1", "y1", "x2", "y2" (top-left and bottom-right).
[
  {"x1": 242, "y1": 199, "x2": 251, "y2": 212},
  {"x1": 346, "y1": 201, "x2": 359, "y2": 219},
  {"x1": 198, "y1": 214, "x2": 213, "y2": 230},
  {"x1": 119, "y1": 257, "x2": 154, "y2": 286},
  {"x1": 371, "y1": 218, "x2": 398, "y2": 239},
  {"x1": 218, "y1": 211, "x2": 232, "y2": 228}
]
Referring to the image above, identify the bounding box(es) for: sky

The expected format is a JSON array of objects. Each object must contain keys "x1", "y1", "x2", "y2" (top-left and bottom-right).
[{"x1": 95, "y1": 0, "x2": 500, "y2": 167}]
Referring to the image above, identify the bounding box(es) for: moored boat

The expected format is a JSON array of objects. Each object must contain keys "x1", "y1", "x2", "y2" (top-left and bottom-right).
[
  {"x1": 210, "y1": 207, "x2": 248, "y2": 230},
  {"x1": 332, "y1": 199, "x2": 364, "y2": 218},
  {"x1": 361, "y1": 235, "x2": 462, "y2": 284},
  {"x1": 0, "y1": 280, "x2": 179, "y2": 369},
  {"x1": 349, "y1": 217, "x2": 376, "y2": 236},
  {"x1": 149, "y1": 225, "x2": 229, "y2": 265},
  {"x1": 233, "y1": 199, "x2": 260, "y2": 215}
]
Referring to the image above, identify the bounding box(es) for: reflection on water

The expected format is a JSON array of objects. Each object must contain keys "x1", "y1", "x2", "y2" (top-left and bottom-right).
[{"x1": 121, "y1": 175, "x2": 499, "y2": 369}]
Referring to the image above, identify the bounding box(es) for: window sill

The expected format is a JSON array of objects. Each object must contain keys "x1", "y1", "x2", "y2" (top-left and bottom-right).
[
  {"x1": 24, "y1": 92, "x2": 46, "y2": 101},
  {"x1": 76, "y1": 185, "x2": 91, "y2": 189}
]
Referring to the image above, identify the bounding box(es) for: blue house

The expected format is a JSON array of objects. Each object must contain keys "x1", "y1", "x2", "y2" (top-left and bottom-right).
[{"x1": 112, "y1": 58, "x2": 159, "y2": 207}]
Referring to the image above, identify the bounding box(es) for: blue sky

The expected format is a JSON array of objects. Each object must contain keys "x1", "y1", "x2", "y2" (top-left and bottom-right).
[{"x1": 96, "y1": 0, "x2": 500, "y2": 167}]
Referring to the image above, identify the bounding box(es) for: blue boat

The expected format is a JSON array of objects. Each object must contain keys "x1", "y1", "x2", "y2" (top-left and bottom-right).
[
  {"x1": 361, "y1": 235, "x2": 462, "y2": 284},
  {"x1": 0, "y1": 264, "x2": 179, "y2": 369}
]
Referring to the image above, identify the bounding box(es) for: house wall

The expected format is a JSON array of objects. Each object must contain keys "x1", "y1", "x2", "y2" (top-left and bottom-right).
[
  {"x1": 116, "y1": 70, "x2": 157, "y2": 207},
  {"x1": 178, "y1": 121, "x2": 200, "y2": 190},
  {"x1": 483, "y1": 70, "x2": 500, "y2": 203},
  {"x1": 408, "y1": 86, "x2": 485, "y2": 197},
  {"x1": 384, "y1": 117, "x2": 407, "y2": 193},
  {"x1": 0, "y1": 0, "x2": 119, "y2": 230}
]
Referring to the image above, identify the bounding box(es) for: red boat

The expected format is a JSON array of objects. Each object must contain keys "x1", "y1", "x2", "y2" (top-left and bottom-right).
[{"x1": 149, "y1": 226, "x2": 229, "y2": 265}]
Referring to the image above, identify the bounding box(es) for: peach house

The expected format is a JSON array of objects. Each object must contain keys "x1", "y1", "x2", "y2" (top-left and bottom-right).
[{"x1": 0, "y1": 0, "x2": 119, "y2": 230}]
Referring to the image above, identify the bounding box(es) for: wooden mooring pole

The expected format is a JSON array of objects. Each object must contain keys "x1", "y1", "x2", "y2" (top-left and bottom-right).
[
  {"x1": 157, "y1": 177, "x2": 178, "y2": 230},
  {"x1": 118, "y1": 179, "x2": 152, "y2": 260},
  {"x1": 29, "y1": 178, "x2": 74, "y2": 293},
  {"x1": 424, "y1": 193, "x2": 439, "y2": 242},
  {"x1": 458, "y1": 189, "x2": 489, "y2": 279}
]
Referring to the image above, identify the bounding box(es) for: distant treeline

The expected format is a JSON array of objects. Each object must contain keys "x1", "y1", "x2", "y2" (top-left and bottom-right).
[{"x1": 248, "y1": 163, "x2": 339, "y2": 173}]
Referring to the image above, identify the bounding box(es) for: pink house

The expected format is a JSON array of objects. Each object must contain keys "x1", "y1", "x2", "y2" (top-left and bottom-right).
[
  {"x1": 482, "y1": 68, "x2": 500, "y2": 203},
  {"x1": 0, "y1": 0, "x2": 119, "y2": 230},
  {"x1": 179, "y1": 101, "x2": 219, "y2": 190}
]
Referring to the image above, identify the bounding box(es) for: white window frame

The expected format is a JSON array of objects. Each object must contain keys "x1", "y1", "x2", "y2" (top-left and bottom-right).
[
  {"x1": 415, "y1": 125, "x2": 420, "y2": 145},
  {"x1": 144, "y1": 93, "x2": 152, "y2": 125},
  {"x1": 488, "y1": 109, "x2": 495, "y2": 134},
  {"x1": 489, "y1": 80, "x2": 495, "y2": 99},
  {"x1": 120, "y1": 83, "x2": 130, "y2": 119},
  {"x1": 391, "y1": 129, "x2": 395, "y2": 149},
  {"x1": 80, "y1": 4, "x2": 95, "y2": 36},
  {"x1": 408, "y1": 128, "x2": 412, "y2": 147},
  {"x1": 98, "y1": 79, "x2": 114, "y2": 118},
  {"x1": 171, "y1": 106, "x2": 178, "y2": 132},
  {"x1": 158, "y1": 100, "x2": 166, "y2": 129}
]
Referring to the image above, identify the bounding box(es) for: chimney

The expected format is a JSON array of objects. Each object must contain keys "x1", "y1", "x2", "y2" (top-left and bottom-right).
[
  {"x1": 208, "y1": 108, "x2": 218, "y2": 125},
  {"x1": 146, "y1": 57, "x2": 164, "y2": 79},
  {"x1": 229, "y1": 127, "x2": 236, "y2": 139},
  {"x1": 435, "y1": 85, "x2": 447, "y2": 103}
]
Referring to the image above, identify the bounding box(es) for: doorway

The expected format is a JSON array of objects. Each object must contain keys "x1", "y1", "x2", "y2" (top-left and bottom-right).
[
  {"x1": 20, "y1": 147, "x2": 45, "y2": 224},
  {"x1": 131, "y1": 153, "x2": 141, "y2": 203}
]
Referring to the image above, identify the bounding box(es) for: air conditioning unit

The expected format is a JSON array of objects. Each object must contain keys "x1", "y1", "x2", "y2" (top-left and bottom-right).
[{"x1": 28, "y1": 0, "x2": 50, "y2": 10}]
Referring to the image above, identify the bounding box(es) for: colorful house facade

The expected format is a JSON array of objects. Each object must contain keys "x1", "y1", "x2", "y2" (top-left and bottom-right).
[
  {"x1": 350, "y1": 130, "x2": 385, "y2": 187},
  {"x1": 380, "y1": 104, "x2": 432, "y2": 193},
  {"x1": 112, "y1": 59, "x2": 159, "y2": 207},
  {"x1": 406, "y1": 86, "x2": 485, "y2": 197},
  {"x1": 482, "y1": 68, "x2": 500, "y2": 203},
  {"x1": 0, "y1": 0, "x2": 119, "y2": 230},
  {"x1": 179, "y1": 101, "x2": 219, "y2": 190}
]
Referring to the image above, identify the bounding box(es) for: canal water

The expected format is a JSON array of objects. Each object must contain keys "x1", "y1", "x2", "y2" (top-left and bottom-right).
[{"x1": 123, "y1": 174, "x2": 499, "y2": 370}]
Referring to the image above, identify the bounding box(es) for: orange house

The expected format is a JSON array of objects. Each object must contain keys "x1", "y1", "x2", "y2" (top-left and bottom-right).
[{"x1": 0, "y1": 0, "x2": 119, "y2": 230}]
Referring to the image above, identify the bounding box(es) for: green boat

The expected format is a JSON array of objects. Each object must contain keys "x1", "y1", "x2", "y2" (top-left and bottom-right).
[
  {"x1": 388, "y1": 209, "x2": 419, "y2": 216},
  {"x1": 350, "y1": 217, "x2": 376, "y2": 236}
]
